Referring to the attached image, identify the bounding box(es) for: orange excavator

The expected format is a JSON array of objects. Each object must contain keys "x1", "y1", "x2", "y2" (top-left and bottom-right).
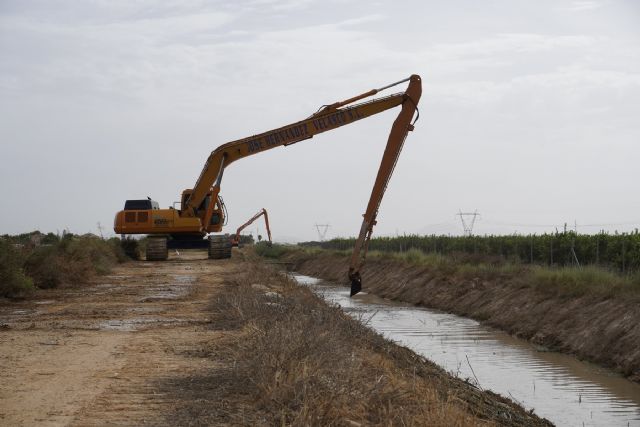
[
  {"x1": 114, "y1": 74, "x2": 422, "y2": 295},
  {"x1": 231, "y1": 208, "x2": 272, "y2": 247}
]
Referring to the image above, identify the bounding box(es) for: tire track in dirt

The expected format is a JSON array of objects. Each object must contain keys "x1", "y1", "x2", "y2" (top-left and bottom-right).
[{"x1": 0, "y1": 251, "x2": 234, "y2": 426}]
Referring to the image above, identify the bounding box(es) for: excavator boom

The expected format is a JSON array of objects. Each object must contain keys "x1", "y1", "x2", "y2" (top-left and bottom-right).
[{"x1": 183, "y1": 92, "x2": 409, "y2": 222}]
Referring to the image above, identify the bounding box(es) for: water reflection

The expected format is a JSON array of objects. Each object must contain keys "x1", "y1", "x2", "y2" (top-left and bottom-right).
[{"x1": 292, "y1": 274, "x2": 640, "y2": 427}]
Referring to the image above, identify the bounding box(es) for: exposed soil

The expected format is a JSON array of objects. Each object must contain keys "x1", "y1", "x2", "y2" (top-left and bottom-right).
[
  {"x1": 0, "y1": 251, "x2": 230, "y2": 426},
  {"x1": 0, "y1": 249, "x2": 550, "y2": 426},
  {"x1": 286, "y1": 252, "x2": 640, "y2": 383}
]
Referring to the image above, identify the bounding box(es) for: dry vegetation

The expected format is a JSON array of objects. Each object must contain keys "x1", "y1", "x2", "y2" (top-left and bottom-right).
[
  {"x1": 0, "y1": 232, "x2": 132, "y2": 298},
  {"x1": 179, "y1": 260, "x2": 550, "y2": 426},
  {"x1": 262, "y1": 244, "x2": 640, "y2": 299}
]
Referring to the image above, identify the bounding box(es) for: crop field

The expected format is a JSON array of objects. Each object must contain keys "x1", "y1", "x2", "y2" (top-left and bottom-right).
[{"x1": 311, "y1": 231, "x2": 640, "y2": 273}]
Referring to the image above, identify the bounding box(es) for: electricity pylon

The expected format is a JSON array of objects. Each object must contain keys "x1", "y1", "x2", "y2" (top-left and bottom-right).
[
  {"x1": 314, "y1": 224, "x2": 330, "y2": 241},
  {"x1": 457, "y1": 210, "x2": 480, "y2": 236}
]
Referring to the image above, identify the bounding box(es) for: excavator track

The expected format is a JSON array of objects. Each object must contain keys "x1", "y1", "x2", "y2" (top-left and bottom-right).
[
  {"x1": 146, "y1": 236, "x2": 168, "y2": 261},
  {"x1": 208, "y1": 235, "x2": 232, "y2": 259}
]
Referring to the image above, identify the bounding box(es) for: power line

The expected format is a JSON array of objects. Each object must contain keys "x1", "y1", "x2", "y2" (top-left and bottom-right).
[{"x1": 483, "y1": 220, "x2": 639, "y2": 228}]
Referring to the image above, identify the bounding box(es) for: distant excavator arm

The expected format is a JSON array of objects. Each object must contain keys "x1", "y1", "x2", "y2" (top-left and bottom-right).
[{"x1": 232, "y1": 208, "x2": 272, "y2": 246}]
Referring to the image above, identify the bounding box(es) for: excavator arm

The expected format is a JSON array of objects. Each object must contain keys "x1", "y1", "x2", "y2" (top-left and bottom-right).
[
  {"x1": 232, "y1": 208, "x2": 272, "y2": 246},
  {"x1": 347, "y1": 77, "x2": 422, "y2": 295}
]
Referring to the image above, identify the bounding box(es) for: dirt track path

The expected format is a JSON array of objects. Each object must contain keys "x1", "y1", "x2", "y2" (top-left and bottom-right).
[{"x1": 0, "y1": 251, "x2": 233, "y2": 426}]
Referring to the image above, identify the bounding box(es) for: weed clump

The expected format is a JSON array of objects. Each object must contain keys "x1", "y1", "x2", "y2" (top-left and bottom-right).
[
  {"x1": 254, "y1": 242, "x2": 289, "y2": 258},
  {"x1": 0, "y1": 239, "x2": 34, "y2": 298}
]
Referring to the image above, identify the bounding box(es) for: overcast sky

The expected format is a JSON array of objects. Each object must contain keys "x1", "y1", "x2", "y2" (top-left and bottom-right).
[{"x1": 1, "y1": 0, "x2": 639, "y2": 241}]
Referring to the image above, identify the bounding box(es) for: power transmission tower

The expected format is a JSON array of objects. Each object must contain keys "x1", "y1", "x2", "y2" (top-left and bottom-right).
[
  {"x1": 314, "y1": 224, "x2": 330, "y2": 241},
  {"x1": 457, "y1": 210, "x2": 480, "y2": 236}
]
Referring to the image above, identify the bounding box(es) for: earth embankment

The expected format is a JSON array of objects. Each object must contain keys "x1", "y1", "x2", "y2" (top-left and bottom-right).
[{"x1": 286, "y1": 251, "x2": 640, "y2": 383}]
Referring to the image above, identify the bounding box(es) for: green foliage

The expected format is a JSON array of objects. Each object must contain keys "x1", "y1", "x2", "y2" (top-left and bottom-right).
[
  {"x1": 318, "y1": 231, "x2": 640, "y2": 272},
  {"x1": 238, "y1": 234, "x2": 255, "y2": 245},
  {"x1": 0, "y1": 239, "x2": 34, "y2": 298}
]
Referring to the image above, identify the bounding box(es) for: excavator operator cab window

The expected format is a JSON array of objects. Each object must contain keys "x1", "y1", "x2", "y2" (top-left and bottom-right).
[
  {"x1": 210, "y1": 212, "x2": 221, "y2": 225},
  {"x1": 124, "y1": 199, "x2": 158, "y2": 210}
]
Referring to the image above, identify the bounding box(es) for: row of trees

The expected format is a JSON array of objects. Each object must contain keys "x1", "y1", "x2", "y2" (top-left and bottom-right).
[{"x1": 314, "y1": 231, "x2": 640, "y2": 272}]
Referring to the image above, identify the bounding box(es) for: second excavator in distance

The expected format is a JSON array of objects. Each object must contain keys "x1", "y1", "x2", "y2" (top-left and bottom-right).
[
  {"x1": 231, "y1": 208, "x2": 272, "y2": 247},
  {"x1": 114, "y1": 74, "x2": 423, "y2": 296}
]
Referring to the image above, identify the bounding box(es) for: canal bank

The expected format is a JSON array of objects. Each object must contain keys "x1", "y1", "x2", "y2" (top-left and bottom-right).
[
  {"x1": 292, "y1": 273, "x2": 640, "y2": 426},
  {"x1": 283, "y1": 250, "x2": 640, "y2": 383},
  {"x1": 218, "y1": 259, "x2": 551, "y2": 426}
]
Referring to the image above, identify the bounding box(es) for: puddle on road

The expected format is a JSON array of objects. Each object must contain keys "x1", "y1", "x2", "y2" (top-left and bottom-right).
[
  {"x1": 127, "y1": 306, "x2": 162, "y2": 314},
  {"x1": 6, "y1": 309, "x2": 39, "y2": 317},
  {"x1": 292, "y1": 274, "x2": 640, "y2": 427},
  {"x1": 138, "y1": 275, "x2": 195, "y2": 302},
  {"x1": 98, "y1": 317, "x2": 189, "y2": 331}
]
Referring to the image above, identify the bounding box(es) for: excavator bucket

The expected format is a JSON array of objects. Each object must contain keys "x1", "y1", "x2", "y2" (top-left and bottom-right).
[{"x1": 350, "y1": 276, "x2": 362, "y2": 297}]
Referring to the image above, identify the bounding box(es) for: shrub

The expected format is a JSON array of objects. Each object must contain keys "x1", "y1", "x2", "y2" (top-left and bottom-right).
[
  {"x1": 24, "y1": 234, "x2": 126, "y2": 289},
  {"x1": 0, "y1": 239, "x2": 34, "y2": 298},
  {"x1": 119, "y1": 236, "x2": 141, "y2": 260}
]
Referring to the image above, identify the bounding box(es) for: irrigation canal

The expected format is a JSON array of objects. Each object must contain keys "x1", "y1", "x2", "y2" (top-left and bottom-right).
[{"x1": 291, "y1": 274, "x2": 640, "y2": 426}]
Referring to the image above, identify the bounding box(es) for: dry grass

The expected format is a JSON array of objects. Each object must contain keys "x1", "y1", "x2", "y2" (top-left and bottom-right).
[
  {"x1": 524, "y1": 265, "x2": 640, "y2": 298},
  {"x1": 195, "y1": 261, "x2": 550, "y2": 426}
]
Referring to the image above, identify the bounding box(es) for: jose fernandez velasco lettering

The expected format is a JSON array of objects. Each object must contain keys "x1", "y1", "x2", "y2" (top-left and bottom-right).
[{"x1": 245, "y1": 107, "x2": 363, "y2": 154}]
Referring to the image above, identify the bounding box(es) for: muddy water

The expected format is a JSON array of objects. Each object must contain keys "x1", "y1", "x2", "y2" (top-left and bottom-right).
[{"x1": 292, "y1": 274, "x2": 640, "y2": 427}]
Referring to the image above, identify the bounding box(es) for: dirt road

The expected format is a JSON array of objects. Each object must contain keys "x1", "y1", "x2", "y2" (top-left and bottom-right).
[{"x1": 0, "y1": 251, "x2": 233, "y2": 426}]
